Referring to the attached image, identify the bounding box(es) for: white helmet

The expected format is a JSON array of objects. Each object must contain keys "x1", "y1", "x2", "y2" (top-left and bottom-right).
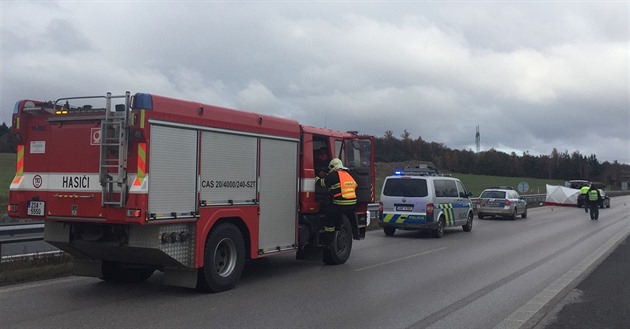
[{"x1": 328, "y1": 158, "x2": 344, "y2": 171}]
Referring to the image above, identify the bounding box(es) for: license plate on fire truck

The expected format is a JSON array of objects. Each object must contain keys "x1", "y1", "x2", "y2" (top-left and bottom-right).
[{"x1": 27, "y1": 201, "x2": 45, "y2": 216}]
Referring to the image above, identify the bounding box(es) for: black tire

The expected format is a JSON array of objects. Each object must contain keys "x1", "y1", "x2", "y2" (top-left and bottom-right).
[
  {"x1": 431, "y1": 217, "x2": 445, "y2": 238},
  {"x1": 478, "y1": 213, "x2": 484, "y2": 220},
  {"x1": 511, "y1": 208, "x2": 517, "y2": 220},
  {"x1": 606, "y1": 200, "x2": 611, "y2": 208},
  {"x1": 323, "y1": 216, "x2": 353, "y2": 265},
  {"x1": 197, "y1": 223, "x2": 245, "y2": 293},
  {"x1": 383, "y1": 226, "x2": 396, "y2": 236},
  {"x1": 101, "y1": 261, "x2": 154, "y2": 283},
  {"x1": 521, "y1": 206, "x2": 528, "y2": 219},
  {"x1": 462, "y1": 212, "x2": 473, "y2": 232}
]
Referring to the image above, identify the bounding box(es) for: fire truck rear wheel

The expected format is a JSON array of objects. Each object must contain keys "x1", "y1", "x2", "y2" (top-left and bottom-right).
[
  {"x1": 323, "y1": 216, "x2": 353, "y2": 265},
  {"x1": 197, "y1": 223, "x2": 245, "y2": 293},
  {"x1": 101, "y1": 261, "x2": 155, "y2": 283}
]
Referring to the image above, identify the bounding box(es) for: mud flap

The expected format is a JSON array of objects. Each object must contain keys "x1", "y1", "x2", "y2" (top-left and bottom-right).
[
  {"x1": 164, "y1": 268, "x2": 198, "y2": 288},
  {"x1": 351, "y1": 213, "x2": 368, "y2": 240}
]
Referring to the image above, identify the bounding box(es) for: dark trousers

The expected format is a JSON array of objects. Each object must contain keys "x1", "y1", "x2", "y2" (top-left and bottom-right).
[
  {"x1": 589, "y1": 202, "x2": 599, "y2": 220},
  {"x1": 325, "y1": 204, "x2": 357, "y2": 231}
]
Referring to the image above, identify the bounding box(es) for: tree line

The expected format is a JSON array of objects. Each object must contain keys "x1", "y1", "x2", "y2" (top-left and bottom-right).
[
  {"x1": 375, "y1": 130, "x2": 630, "y2": 189},
  {"x1": 0, "y1": 123, "x2": 16, "y2": 153}
]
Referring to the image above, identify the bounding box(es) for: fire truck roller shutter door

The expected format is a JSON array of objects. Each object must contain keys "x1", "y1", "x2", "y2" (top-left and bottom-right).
[
  {"x1": 258, "y1": 137, "x2": 299, "y2": 254},
  {"x1": 148, "y1": 125, "x2": 198, "y2": 219},
  {"x1": 199, "y1": 131, "x2": 258, "y2": 206}
]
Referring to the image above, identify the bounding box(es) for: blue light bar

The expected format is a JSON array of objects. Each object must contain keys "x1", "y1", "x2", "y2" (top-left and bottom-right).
[{"x1": 134, "y1": 93, "x2": 153, "y2": 110}]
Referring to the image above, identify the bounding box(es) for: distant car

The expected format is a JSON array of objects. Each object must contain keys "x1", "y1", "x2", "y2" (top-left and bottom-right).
[
  {"x1": 600, "y1": 190, "x2": 611, "y2": 208},
  {"x1": 582, "y1": 189, "x2": 611, "y2": 208},
  {"x1": 476, "y1": 187, "x2": 527, "y2": 220},
  {"x1": 576, "y1": 182, "x2": 611, "y2": 209}
]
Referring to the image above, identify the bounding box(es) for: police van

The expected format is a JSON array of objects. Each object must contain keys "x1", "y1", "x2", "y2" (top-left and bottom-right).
[{"x1": 378, "y1": 169, "x2": 474, "y2": 238}]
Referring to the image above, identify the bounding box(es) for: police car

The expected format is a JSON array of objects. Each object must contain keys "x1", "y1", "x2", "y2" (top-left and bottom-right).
[{"x1": 378, "y1": 169, "x2": 474, "y2": 238}]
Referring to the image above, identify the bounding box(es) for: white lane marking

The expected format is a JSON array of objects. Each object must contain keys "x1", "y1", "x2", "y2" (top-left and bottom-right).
[{"x1": 354, "y1": 247, "x2": 448, "y2": 272}]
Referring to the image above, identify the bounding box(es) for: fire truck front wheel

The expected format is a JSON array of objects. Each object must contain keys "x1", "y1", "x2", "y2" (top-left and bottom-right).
[
  {"x1": 323, "y1": 216, "x2": 353, "y2": 265},
  {"x1": 197, "y1": 223, "x2": 246, "y2": 293}
]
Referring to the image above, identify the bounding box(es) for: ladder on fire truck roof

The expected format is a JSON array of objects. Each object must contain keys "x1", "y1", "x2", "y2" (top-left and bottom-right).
[{"x1": 99, "y1": 92, "x2": 131, "y2": 207}]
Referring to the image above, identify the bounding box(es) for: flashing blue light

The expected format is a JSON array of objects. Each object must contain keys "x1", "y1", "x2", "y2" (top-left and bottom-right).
[
  {"x1": 134, "y1": 93, "x2": 153, "y2": 110},
  {"x1": 394, "y1": 170, "x2": 403, "y2": 175}
]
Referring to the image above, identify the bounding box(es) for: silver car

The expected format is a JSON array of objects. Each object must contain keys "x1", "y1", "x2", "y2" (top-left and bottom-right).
[{"x1": 476, "y1": 187, "x2": 527, "y2": 220}]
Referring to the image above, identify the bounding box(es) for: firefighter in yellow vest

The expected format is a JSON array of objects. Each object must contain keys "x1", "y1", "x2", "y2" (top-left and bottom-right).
[
  {"x1": 315, "y1": 158, "x2": 358, "y2": 243},
  {"x1": 580, "y1": 185, "x2": 590, "y2": 213}
]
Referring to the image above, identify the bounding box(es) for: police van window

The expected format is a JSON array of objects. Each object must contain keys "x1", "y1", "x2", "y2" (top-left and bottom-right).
[
  {"x1": 383, "y1": 178, "x2": 428, "y2": 197},
  {"x1": 456, "y1": 180, "x2": 467, "y2": 198},
  {"x1": 434, "y1": 180, "x2": 458, "y2": 197}
]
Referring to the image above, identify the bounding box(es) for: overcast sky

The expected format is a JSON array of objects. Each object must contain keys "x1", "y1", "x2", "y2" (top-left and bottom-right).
[{"x1": 2, "y1": 1, "x2": 628, "y2": 164}]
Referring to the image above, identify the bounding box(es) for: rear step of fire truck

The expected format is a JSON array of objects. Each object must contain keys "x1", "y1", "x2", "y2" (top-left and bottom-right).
[{"x1": 99, "y1": 92, "x2": 131, "y2": 207}]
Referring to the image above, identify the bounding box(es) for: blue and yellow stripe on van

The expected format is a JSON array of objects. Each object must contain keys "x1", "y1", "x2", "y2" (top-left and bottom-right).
[
  {"x1": 381, "y1": 213, "x2": 426, "y2": 224},
  {"x1": 439, "y1": 203, "x2": 455, "y2": 226}
]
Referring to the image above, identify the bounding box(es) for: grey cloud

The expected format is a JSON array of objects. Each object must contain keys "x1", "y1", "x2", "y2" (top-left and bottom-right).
[{"x1": 1, "y1": 1, "x2": 628, "y2": 164}]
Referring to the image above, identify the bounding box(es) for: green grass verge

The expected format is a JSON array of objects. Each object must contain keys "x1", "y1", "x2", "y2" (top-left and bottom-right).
[
  {"x1": 452, "y1": 173, "x2": 565, "y2": 197},
  {"x1": 0, "y1": 253, "x2": 74, "y2": 287},
  {"x1": 0, "y1": 153, "x2": 16, "y2": 214}
]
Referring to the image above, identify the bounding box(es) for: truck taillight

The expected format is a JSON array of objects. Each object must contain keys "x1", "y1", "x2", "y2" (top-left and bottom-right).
[
  {"x1": 127, "y1": 209, "x2": 142, "y2": 218},
  {"x1": 8, "y1": 204, "x2": 18, "y2": 213},
  {"x1": 426, "y1": 203, "x2": 434, "y2": 214}
]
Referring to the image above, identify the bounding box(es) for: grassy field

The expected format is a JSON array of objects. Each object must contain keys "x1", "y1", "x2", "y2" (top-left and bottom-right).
[
  {"x1": 0, "y1": 153, "x2": 16, "y2": 213},
  {"x1": 448, "y1": 173, "x2": 565, "y2": 197}
]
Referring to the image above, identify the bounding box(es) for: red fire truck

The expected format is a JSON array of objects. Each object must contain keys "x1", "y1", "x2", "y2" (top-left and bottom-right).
[{"x1": 8, "y1": 92, "x2": 374, "y2": 292}]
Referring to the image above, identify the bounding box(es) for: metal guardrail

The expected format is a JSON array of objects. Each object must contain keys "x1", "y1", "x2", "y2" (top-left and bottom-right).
[{"x1": 0, "y1": 222, "x2": 46, "y2": 257}]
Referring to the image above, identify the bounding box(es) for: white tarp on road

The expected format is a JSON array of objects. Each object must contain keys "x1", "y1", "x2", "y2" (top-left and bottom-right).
[{"x1": 545, "y1": 184, "x2": 579, "y2": 206}]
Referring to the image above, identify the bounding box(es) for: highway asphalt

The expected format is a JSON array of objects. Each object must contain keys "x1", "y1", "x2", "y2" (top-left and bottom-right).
[{"x1": 534, "y1": 232, "x2": 630, "y2": 328}]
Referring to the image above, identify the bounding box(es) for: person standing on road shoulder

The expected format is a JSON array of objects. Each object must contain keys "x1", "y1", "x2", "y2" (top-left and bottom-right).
[
  {"x1": 315, "y1": 158, "x2": 358, "y2": 243},
  {"x1": 587, "y1": 186, "x2": 602, "y2": 220},
  {"x1": 580, "y1": 185, "x2": 590, "y2": 213}
]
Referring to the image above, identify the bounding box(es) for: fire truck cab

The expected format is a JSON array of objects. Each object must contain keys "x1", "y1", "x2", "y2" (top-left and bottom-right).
[{"x1": 9, "y1": 92, "x2": 374, "y2": 292}]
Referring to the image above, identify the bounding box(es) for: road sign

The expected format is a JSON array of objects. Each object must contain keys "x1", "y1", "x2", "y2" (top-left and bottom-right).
[{"x1": 518, "y1": 181, "x2": 529, "y2": 193}]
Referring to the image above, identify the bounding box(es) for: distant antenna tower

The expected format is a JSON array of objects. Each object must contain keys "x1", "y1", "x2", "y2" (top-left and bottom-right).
[{"x1": 475, "y1": 125, "x2": 480, "y2": 153}]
